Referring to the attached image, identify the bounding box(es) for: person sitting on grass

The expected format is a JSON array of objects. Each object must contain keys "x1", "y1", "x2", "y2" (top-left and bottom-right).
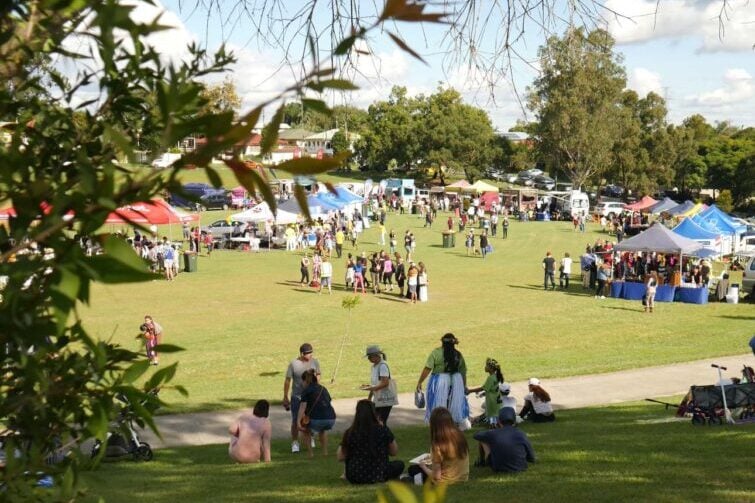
[
  {"x1": 297, "y1": 370, "x2": 336, "y2": 458},
  {"x1": 337, "y1": 400, "x2": 404, "y2": 484},
  {"x1": 519, "y1": 378, "x2": 555, "y2": 423},
  {"x1": 407, "y1": 407, "x2": 469, "y2": 485},
  {"x1": 228, "y1": 400, "x2": 272, "y2": 464},
  {"x1": 473, "y1": 408, "x2": 535, "y2": 473}
]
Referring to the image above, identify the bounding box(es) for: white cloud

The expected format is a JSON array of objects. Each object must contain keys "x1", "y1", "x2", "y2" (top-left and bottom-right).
[
  {"x1": 685, "y1": 68, "x2": 754, "y2": 106},
  {"x1": 603, "y1": 0, "x2": 755, "y2": 52},
  {"x1": 627, "y1": 67, "x2": 663, "y2": 97}
]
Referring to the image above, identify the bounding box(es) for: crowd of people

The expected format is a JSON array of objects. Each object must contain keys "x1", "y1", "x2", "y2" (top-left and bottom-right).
[
  {"x1": 540, "y1": 238, "x2": 717, "y2": 307},
  {"x1": 227, "y1": 336, "x2": 552, "y2": 487}
]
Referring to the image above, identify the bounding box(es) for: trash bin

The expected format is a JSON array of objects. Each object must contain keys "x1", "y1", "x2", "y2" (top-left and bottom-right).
[
  {"x1": 442, "y1": 231, "x2": 456, "y2": 248},
  {"x1": 183, "y1": 251, "x2": 198, "y2": 272},
  {"x1": 726, "y1": 284, "x2": 739, "y2": 304}
]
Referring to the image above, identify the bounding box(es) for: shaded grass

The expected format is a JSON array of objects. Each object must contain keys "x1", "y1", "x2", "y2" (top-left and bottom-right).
[
  {"x1": 82, "y1": 212, "x2": 754, "y2": 414},
  {"x1": 79, "y1": 400, "x2": 755, "y2": 503}
]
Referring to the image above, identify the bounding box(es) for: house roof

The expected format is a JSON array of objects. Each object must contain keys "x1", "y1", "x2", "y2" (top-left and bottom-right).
[
  {"x1": 305, "y1": 129, "x2": 339, "y2": 141},
  {"x1": 278, "y1": 128, "x2": 315, "y2": 141}
]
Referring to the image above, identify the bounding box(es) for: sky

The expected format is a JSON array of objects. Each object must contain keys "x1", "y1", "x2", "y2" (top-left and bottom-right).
[{"x1": 145, "y1": 0, "x2": 754, "y2": 131}]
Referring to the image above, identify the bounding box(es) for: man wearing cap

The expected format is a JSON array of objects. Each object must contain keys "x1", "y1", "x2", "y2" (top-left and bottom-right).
[
  {"x1": 473, "y1": 408, "x2": 536, "y2": 473},
  {"x1": 283, "y1": 343, "x2": 321, "y2": 453},
  {"x1": 363, "y1": 346, "x2": 398, "y2": 425}
]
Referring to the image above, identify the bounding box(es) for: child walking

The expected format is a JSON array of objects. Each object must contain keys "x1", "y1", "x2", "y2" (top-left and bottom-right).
[{"x1": 466, "y1": 358, "x2": 504, "y2": 427}]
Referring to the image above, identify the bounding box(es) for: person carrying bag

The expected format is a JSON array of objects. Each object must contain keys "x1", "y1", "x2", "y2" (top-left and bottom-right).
[{"x1": 363, "y1": 346, "x2": 399, "y2": 426}]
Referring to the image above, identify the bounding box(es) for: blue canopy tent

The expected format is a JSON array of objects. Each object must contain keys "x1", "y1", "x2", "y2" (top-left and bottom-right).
[
  {"x1": 667, "y1": 200, "x2": 695, "y2": 216},
  {"x1": 649, "y1": 197, "x2": 679, "y2": 214},
  {"x1": 673, "y1": 218, "x2": 722, "y2": 256},
  {"x1": 693, "y1": 205, "x2": 744, "y2": 253},
  {"x1": 697, "y1": 205, "x2": 746, "y2": 234},
  {"x1": 278, "y1": 194, "x2": 341, "y2": 216}
]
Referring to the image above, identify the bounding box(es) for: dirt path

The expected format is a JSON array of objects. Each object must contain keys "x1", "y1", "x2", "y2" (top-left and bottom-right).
[{"x1": 140, "y1": 353, "x2": 752, "y2": 449}]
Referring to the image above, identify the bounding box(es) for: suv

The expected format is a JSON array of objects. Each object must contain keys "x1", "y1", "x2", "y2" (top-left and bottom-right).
[
  {"x1": 199, "y1": 192, "x2": 231, "y2": 211},
  {"x1": 534, "y1": 175, "x2": 555, "y2": 190},
  {"x1": 201, "y1": 220, "x2": 245, "y2": 240},
  {"x1": 594, "y1": 201, "x2": 626, "y2": 219},
  {"x1": 743, "y1": 255, "x2": 755, "y2": 298}
]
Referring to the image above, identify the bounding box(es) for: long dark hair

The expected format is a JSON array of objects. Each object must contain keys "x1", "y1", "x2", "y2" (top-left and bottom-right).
[
  {"x1": 341, "y1": 399, "x2": 380, "y2": 457},
  {"x1": 429, "y1": 407, "x2": 468, "y2": 461},
  {"x1": 530, "y1": 385, "x2": 551, "y2": 402},
  {"x1": 253, "y1": 400, "x2": 270, "y2": 418},
  {"x1": 442, "y1": 333, "x2": 461, "y2": 373}
]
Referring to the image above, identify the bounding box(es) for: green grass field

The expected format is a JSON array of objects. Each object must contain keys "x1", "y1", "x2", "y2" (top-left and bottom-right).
[
  {"x1": 82, "y1": 209, "x2": 754, "y2": 414},
  {"x1": 79, "y1": 400, "x2": 755, "y2": 503}
]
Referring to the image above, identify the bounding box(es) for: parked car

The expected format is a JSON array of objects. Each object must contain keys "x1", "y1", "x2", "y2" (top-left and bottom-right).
[
  {"x1": 516, "y1": 170, "x2": 535, "y2": 186},
  {"x1": 201, "y1": 220, "x2": 245, "y2": 240},
  {"x1": 743, "y1": 255, "x2": 755, "y2": 298},
  {"x1": 601, "y1": 184, "x2": 625, "y2": 198},
  {"x1": 198, "y1": 192, "x2": 231, "y2": 211},
  {"x1": 593, "y1": 201, "x2": 626, "y2": 219},
  {"x1": 526, "y1": 168, "x2": 544, "y2": 177},
  {"x1": 504, "y1": 173, "x2": 519, "y2": 184},
  {"x1": 534, "y1": 175, "x2": 556, "y2": 190}
]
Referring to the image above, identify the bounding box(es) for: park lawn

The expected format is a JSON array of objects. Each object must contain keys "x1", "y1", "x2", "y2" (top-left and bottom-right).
[
  {"x1": 79, "y1": 400, "x2": 755, "y2": 503},
  {"x1": 80, "y1": 210, "x2": 754, "y2": 414}
]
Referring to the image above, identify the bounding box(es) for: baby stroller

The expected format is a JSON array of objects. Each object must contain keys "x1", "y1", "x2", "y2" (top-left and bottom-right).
[{"x1": 90, "y1": 390, "x2": 158, "y2": 462}]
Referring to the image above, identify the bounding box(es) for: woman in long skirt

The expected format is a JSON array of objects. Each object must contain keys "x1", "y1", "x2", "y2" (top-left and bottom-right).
[{"x1": 416, "y1": 333, "x2": 470, "y2": 429}]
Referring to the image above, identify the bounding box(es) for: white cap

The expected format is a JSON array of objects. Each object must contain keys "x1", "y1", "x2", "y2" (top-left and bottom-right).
[
  {"x1": 498, "y1": 383, "x2": 511, "y2": 394},
  {"x1": 528, "y1": 378, "x2": 540, "y2": 386}
]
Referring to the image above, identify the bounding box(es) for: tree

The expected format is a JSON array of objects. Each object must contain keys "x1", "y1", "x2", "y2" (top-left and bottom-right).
[
  {"x1": 732, "y1": 154, "x2": 754, "y2": 206},
  {"x1": 1, "y1": 1, "x2": 439, "y2": 499},
  {"x1": 716, "y1": 189, "x2": 734, "y2": 212},
  {"x1": 356, "y1": 86, "x2": 422, "y2": 171},
  {"x1": 418, "y1": 87, "x2": 499, "y2": 182},
  {"x1": 528, "y1": 29, "x2": 626, "y2": 188},
  {"x1": 199, "y1": 77, "x2": 241, "y2": 117}
]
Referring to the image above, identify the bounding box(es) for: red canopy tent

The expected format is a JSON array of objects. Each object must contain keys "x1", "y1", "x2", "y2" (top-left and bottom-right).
[
  {"x1": 625, "y1": 195, "x2": 658, "y2": 212},
  {"x1": 479, "y1": 191, "x2": 501, "y2": 211},
  {"x1": 106, "y1": 199, "x2": 185, "y2": 224}
]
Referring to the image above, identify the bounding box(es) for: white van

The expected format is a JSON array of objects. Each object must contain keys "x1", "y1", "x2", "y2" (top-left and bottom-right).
[
  {"x1": 564, "y1": 191, "x2": 590, "y2": 218},
  {"x1": 151, "y1": 152, "x2": 182, "y2": 169}
]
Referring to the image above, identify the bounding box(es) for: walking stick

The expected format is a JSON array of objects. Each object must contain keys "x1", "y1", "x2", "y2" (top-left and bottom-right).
[{"x1": 331, "y1": 295, "x2": 360, "y2": 383}]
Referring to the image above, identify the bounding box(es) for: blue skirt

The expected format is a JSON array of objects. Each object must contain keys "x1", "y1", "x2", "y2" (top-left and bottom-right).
[{"x1": 425, "y1": 373, "x2": 470, "y2": 425}]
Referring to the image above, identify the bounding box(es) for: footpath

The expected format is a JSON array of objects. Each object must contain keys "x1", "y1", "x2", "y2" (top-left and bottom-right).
[{"x1": 141, "y1": 353, "x2": 752, "y2": 449}]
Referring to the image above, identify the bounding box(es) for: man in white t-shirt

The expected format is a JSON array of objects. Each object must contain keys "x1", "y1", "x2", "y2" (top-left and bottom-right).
[
  {"x1": 559, "y1": 252, "x2": 573, "y2": 289},
  {"x1": 319, "y1": 256, "x2": 333, "y2": 294}
]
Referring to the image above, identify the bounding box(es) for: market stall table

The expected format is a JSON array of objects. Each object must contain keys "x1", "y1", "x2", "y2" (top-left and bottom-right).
[
  {"x1": 676, "y1": 286, "x2": 708, "y2": 304},
  {"x1": 655, "y1": 285, "x2": 676, "y2": 302},
  {"x1": 622, "y1": 281, "x2": 646, "y2": 300}
]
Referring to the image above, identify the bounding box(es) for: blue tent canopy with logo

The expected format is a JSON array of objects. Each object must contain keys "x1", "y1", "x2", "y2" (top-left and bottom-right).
[
  {"x1": 696, "y1": 205, "x2": 746, "y2": 235},
  {"x1": 673, "y1": 217, "x2": 721, "y2": 241}
]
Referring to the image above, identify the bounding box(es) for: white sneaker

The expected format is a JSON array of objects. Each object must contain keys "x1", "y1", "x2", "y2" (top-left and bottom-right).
[
  {"x1": 310, "y1": 436, "x2": 316, "y2": 448},
  {"x1": 600, "y1": 295, "x2": 606, "y2": 299},
  {"x1": 291, "y1": 441, "x2": 300, "y2": 453}
]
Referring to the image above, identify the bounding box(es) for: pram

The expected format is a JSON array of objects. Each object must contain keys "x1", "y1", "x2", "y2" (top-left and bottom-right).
[
  {"x1": 90, "y1": 390, "x2": 158, "y2": 462},
  {"x1": 648, "y1": 365, "x2": 755, "y2": 425}
]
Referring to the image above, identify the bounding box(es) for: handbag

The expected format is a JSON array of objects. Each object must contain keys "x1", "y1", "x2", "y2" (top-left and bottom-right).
[
  {"x1": 300, "y1": 386, "x2": 324, "y2": 428},
  {"x1": 374, "y1": 365, "x2": 399, "y2": 407},
  {"x1": 414, "y1": 389, "x2": 426, "y2": 409}
]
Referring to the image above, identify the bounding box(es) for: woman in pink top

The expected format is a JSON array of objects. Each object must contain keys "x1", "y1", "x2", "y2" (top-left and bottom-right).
[{"x1": 229, "y1": 400, "x2": 272, "y2": 463}]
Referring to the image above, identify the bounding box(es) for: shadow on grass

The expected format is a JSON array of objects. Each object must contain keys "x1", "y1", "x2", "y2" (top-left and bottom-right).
[
  {"x1": 81, "y1": 402, "x2": 755, "y2": 503},
  {"x1": 601, "y1": 306, "x2": 642, "y2": 313},
  {"x1": 717, "y1": 315, "x2": 755, "y2": 321},
  {"x1": 507, "y1": 284, "x2": 549, "y2": 291}
]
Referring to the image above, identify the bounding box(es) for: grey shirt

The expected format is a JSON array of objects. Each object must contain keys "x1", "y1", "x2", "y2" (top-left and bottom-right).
[{"x1": 286, "y1": 358, "x2": 321, "y2": 398}]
